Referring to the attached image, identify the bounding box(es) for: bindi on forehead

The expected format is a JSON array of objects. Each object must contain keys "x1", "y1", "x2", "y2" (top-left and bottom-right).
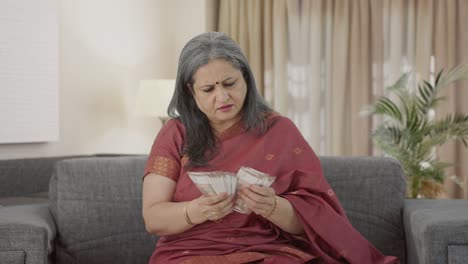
[{"x1": 196, "y1": 77, "x2": 236, "y2": 89}]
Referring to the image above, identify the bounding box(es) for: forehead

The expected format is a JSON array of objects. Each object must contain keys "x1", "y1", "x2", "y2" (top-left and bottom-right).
[{"x1": 193, "y1": 59, "x2": 241, "y2": 85}]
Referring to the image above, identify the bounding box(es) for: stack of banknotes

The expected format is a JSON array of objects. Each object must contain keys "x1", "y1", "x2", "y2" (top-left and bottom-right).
[{"x1": 188, "y1": 167, "x2": 276, "y2": 214}]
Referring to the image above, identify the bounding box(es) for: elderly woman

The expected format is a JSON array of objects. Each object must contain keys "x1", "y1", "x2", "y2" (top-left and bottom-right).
[{"x1": 142, "y1": 32, "x2": 398, "y2": 264}]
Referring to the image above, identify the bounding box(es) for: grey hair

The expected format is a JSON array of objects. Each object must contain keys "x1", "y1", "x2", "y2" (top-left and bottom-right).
[{"x1": 168, "y1": 32, "x2": 272, "y2": 167}]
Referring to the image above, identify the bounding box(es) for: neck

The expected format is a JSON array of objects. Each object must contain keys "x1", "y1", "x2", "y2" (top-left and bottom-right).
[{"x1": 211, "y1": 116, "x2": 242, "y2": 135}]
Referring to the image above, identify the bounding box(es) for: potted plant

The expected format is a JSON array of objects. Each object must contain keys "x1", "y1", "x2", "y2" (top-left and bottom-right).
[{"x1": 364, "y1": 64, "x2": 468, "y2": 198}]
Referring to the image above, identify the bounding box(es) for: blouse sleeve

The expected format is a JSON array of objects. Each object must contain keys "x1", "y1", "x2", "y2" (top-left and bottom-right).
[{"x1": 143, "y1": 119, "x2": 185, "y2": 182}]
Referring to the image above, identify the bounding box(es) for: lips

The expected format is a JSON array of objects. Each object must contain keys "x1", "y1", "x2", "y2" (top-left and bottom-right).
[{"x1": 218, "y1": 104, "x2": 234, "y2": 112}]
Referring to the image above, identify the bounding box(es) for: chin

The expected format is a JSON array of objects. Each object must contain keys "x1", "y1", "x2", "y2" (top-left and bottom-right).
[{"x1": 216, "y1": 112, "x2": 239, "y2": 122}]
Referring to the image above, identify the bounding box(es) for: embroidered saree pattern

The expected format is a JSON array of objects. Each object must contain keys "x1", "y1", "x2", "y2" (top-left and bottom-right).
[{"x1": 149, "y1": 155, "x2": 179, "y2": 181}]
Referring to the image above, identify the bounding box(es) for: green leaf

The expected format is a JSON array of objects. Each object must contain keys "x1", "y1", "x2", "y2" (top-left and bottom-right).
[
  {"x1": 434, "y1": 70, "x2": 443, "y2": 86},
  {"x1": 373, "y1": 97, "x2": 403, "y2": 123}
]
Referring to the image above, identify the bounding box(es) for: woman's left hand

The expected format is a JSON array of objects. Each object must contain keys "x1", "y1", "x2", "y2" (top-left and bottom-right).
[
  {"x1": 240, "y1": 185, "x2": 305, "y2": 234},
  {"x1": 239, "y1": 185, "x2": 277, "y2": 218}
]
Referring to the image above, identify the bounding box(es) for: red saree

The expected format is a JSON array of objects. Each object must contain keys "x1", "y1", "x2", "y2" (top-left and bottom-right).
[{"x1": 143, "y1": 115, "x2": 399, "y2": 264}]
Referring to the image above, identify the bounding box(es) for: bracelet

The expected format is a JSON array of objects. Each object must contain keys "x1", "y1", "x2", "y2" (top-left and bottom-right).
[
  {"x1": 184, "y1": 204, "x2": 195, "y2": 225},
  {"x1": 264, "y1": 196, "x2": 278, "y2": 218}
]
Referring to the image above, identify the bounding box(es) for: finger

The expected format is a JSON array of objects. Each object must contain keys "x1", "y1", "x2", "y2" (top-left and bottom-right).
[
  {"x1": 216, "y1": 203, "x2": 235, "y2": 219},
  {"x1": 200, "y1": 195, "x2": 233, "y2": 219},
  {"x1": 200, "y1": 192, "x2": 228, "y2": 205},
  {"x1": 202, "y1": 209, "x2": 220, "y2": 220},
  {"x1": 210, "y1": 194, "x2": 234, "y2": 212},
  {"x1": 220, "y1": 196, "x2": 235, "y2": 211},
  {"x1": 240, "y1": 188, "x2": 270, "y2": 205},
  {"x1": 238, "y1": 191, "x2": 266, "y2": 214},
  {"x1": 207, "y1": 208, "x2": 232, "y2": 222},
  {"x1": 243, "y1": 193, "x2": 275, "y2": 216},
  {"x1": 220, "y1": 207, "x2": 234, "y2": 218},
  {"x1": 248, "y1": 185, "x2": 275, "y2": 196}
]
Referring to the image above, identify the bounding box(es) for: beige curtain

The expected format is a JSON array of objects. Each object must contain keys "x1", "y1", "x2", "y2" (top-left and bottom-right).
[
  {"x1": 217, "y1": 0, "x2": 468, "y2": 198},
  {"x1": 218, "y1": 0, "x2": 287, "y2": 100},
  {"x1": 432, "y1": 0, "x2": 468, "y2": 198},
  {"x1": 330, "y1": 0, "x2": 373, "y2": 155},
  {"x1": 218, "y1": 0, "x2": 373, "y2": 155}
]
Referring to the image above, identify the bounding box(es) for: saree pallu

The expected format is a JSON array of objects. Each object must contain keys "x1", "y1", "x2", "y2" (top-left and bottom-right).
[{"x1": 143, "y1": 115, "x2": 399, "y2": 264}]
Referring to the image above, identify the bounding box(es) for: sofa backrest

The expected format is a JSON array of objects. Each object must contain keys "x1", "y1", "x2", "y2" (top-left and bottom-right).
[
  {"x1": 0, "y1": 154, "x2": 134, "y2": 199},
  {"x1": 320, "y1": 156, "x2": 406, "y2": 262},
  {"x1": 49, "y1": 155, "x2": 406, "y2": 264},
  {"x1": 0, "y1": 156, "x2": 86, "y2": 198}
]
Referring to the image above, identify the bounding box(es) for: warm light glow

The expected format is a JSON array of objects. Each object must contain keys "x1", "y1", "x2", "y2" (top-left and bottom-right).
[{"x1": 135, "y1": 79, "x2": 175, "y2": 117}]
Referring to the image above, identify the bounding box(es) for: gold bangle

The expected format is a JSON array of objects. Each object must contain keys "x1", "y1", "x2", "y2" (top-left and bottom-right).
[
  {"x1": 264, "y1": 196, "x2": 278, "y2": 218},
  {"x1": 184, "y1": 204, "x2": 195, "y2": 225}
]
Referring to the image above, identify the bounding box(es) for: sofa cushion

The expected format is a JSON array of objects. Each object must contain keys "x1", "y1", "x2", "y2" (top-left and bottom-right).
[
  {"x1": 0, "y1": 250, "x2": 25, "y2": 264},
  {"x1": 49, "y1": 156, "x2": 157, "y2": 264},
  {"x1": 320, "y1": 156, "x2": 406, "y2": 262}
]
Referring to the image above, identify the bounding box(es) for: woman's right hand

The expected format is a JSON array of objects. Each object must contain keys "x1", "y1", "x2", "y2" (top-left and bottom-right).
[{"x1": 187, "y1": 193, "x2": 234, "y2": 224}]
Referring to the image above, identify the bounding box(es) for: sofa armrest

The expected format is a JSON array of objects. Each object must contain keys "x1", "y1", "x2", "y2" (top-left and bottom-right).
[
  {"x1": 404, "y1": 199, "x2": 468, "y2": 264},
  {"x1": 0, "y1": 203, "x2": 56, "y2": 264}
]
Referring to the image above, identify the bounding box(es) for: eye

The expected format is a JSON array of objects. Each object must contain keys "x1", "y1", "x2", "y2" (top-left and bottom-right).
[
  {"x1": 202, "y1": 87, "x2": 214, "y2": 93},
  {"x1": 224, "y1": 81, "x2": 235, "y2": 87}
]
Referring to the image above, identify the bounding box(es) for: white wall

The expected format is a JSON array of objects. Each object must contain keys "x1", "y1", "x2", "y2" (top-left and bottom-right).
[
  {"x1": 0, "y1": 0, "x2": 60, "y2": 144},
  {"x1": 0, "y1": 0, "x2": 216, "y2": 159}
]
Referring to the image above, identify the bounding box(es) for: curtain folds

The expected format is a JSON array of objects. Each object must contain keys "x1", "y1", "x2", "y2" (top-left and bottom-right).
[
  {"x1": 431, "y1": 0, "x2": 468, "y2": 198},
  {"x1": 217, "y1": 0, "x2": 468, "y2": 198}
]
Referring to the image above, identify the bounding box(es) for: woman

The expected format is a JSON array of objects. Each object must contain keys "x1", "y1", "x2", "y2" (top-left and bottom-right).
[{"x1": 142, "y1": 32, "x2": 398, "y2": 264}]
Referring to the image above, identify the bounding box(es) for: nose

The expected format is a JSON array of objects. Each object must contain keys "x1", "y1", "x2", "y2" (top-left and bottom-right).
[{"x1": 215, "y1": 87, "x2": 229, "y2": 102}]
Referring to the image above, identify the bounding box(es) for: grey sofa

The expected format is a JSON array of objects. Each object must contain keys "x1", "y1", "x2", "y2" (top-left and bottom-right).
[{"x1": 0, "y1": 156, "x2": 467, "y2": 264}]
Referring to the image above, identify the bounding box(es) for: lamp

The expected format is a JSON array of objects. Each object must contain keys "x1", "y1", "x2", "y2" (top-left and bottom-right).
[{"x1": 135, "y1": 79, "x2": 175, "y2": 124}]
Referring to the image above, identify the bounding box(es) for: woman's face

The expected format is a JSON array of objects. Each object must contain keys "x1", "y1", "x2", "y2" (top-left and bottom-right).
[{"x1": 191, "y1": 59, "x2": 247, "y2": 133}]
